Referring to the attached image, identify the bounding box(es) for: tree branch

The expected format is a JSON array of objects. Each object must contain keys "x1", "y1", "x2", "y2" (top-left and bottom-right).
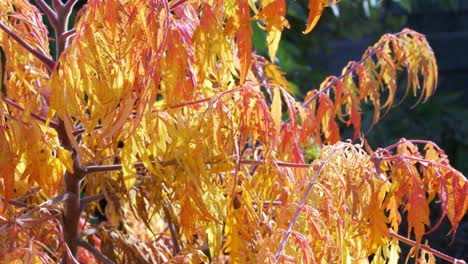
[
  {"x1": 239, "y1": 159, "x2": 310, "y2": 168},
  {"x1": 2, "y1": 96, "x2": 59, "y2": 129},
  {"x1": 0, "y1": 21, "x2": 56, "y2": 71},
  {"x1": 64, "y1": 0, "x2": 79, "y2": 13},
  {"x1": 163, "y1": 206, "x2": 181, "y2": 255},
  {"x1": 33, "y1": 0, "x2": 58, "y2": 27},
  {"x1": 82, "y1": 158, "x2": 311, "y2": 175},
  {"x1": 1, "y1": 197, "x2": 29, "y2": 208},
  {"x1": 80, "y1": 193, "x2": 105, "y2": 209},
  {"x1": 78, "y1": 239, "x2": 115, "y2": 264},
  {"x1": 84, "y1": 160, "x2": 178, "y2": 174},
  {"x1": 389, "y1": 230, "x2": 466, "y2": 264}
]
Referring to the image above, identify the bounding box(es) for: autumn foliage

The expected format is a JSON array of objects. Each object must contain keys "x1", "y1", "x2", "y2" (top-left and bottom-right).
[{"x1": 0, "y1": 0, "x2": 467, "y2": 263}]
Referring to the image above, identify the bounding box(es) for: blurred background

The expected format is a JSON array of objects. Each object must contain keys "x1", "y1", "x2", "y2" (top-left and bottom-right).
[{"x1": 252, "y1": 0, "x2": 468, "y2": 262}]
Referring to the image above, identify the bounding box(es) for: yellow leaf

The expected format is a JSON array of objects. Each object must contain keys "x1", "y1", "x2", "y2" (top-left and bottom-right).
[
  {"x1": 58, "y1": 148, "x2": 74, "y2": 173},
  {"x1": 271, "y1": 87, "x2": 282, "y2": 144},
  {"x1": 264, "y1": 63, "x2": 293, "y2": 94}
]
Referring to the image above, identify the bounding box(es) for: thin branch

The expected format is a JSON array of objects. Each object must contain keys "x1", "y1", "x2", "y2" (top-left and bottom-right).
[
  {"x1": 389, "y1": 230, "x2": 466, "y2": 264},
  {"x1": 83, "y1": 160, "x2": 175, "y2": 174},
  {"x1": 2, "y1": 96, "x2": 59, "y2": 129},
  {"x1": 163, "y1": 206, "x2": 181, "y2": 255},
  {"x1": 383, "y1": 138, "x2": 444, "y2": 152},
  {"x1": 274, "y1": 147, "x2": 339, "y2": 260},
  {"x1": 60, "y1": 29, "x2": 76, "y2": 41},
  {"x1": 239, "y1": 159, "x2": 310, "y2": 168},
  {"x1": 380, "y1": 155, "x2": 453, "y2": 171},
  {"x1": 1, "y1": 198, "x2": 29, "y2": 208},
  {"x1": 33, "y1": 0, "x2": 58, "y2": 27},
  {"x1": 301, "y1": 41, "x2": 386, "y2": 109},
  {"x1": 0, "y1": 21, "x2": 56, "y2": 71},
  {"x1": 83, "y1": 158, "x2": 312, "y2": 175},
  {"x1": 78, "y1": 239, "x2": 115, "y2": 264},
  {"x1": 64, "y1": 0, "x2": 79, "y2": 12},
  {"x1": 169, "y1": 0, "x2": 190, "y2": 10},
  {"x1": 80, "y1": 193, "x2": 105, "y2": 209},
  {"x1": 52, "y1": 0, "x2": 64, "y2": 10},
  {"x1": 72, "y1": 125, "x2": 101, "y2": 136}
]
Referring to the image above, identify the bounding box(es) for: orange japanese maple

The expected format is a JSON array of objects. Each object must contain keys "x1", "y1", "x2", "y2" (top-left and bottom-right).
[{"x1": 0, "y1": 0, "x2": 467, "y2": 263}]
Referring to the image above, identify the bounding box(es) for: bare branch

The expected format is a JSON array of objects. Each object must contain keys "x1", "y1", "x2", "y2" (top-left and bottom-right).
[
  {"x1": 0, "y1": 21, "x2": 56, "y2": 71},
  {"x1": 80, "y1": 193, "x2": 105, "y2": 210},
  {"x1": 60, "y1": 29, "x2": 76, "y2": 41},
  {"x1": 239, "y1": 159, "x2": 310, "y2": 168},
  {"x1": 382, "y1": 138, "x2": 444, "y2": 152},
  {"x1": 72, "y1": 124, "x2": 101, "y2": 136},
  {"x1": 82, "y1": 157, "x2": 313, "y2": 176},
  {"x1": 1, "y1": 197, "x2": 29, "y2": 208},
  {"x1": 84, "y1": 160, "x2": 178, "y2": 174},
  {"x1": 52, "y1": 0, "x2": 64, "y2": 10},
  {"x1": 78, "y1": 239, "x2": 116, "y2": 264},
  {"x1": 33, "y1": 0, "x2": 58, "y2": 27},
  {"x1": 163, "y1": 206, "x2": 181, "y2": 255},
  {"x1": 64, "y1": 0, "x2": 79, "y2": 13},
  {"x1": 2, "y1": 96, "x2": 59, "y2": 129},
  {"x1": 389, "y1": 230, "x2": 466, "y2": 264}
]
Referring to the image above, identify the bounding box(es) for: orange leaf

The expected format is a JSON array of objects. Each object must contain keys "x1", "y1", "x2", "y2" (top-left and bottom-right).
[
  {"x1": 304, "y1": 0, "x2": 324, "y2": 34},
  {"x1": 237, "y1": 0, "x2": 252, "y2": 84}
]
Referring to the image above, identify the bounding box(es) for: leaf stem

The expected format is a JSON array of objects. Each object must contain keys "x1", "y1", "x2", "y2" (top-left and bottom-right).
[{"x1": 78, "y1": 239, "x2": 116, "y2": 264}]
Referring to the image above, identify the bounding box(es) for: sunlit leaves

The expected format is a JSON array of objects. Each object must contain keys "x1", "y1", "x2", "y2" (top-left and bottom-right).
[
  {"x1": 298, "y1": 29, "x2": 438, "y2": 145},
  {"x1": 49, "y1": 0, "x2": 167, "y2": 145},
  {"x1": 255, "y1": 0, "x2": 289, "y2": 61},
  {"x1": 0, "y1": 0, "x2": 466, "y2": 263},
  {"x1": 0, "y1": 0, "x2": 51, "y2": 116}
]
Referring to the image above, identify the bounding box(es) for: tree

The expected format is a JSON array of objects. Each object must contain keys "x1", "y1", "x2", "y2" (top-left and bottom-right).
[{"x1": 0, "y1": 0, "x2": 466, "y2": 263}]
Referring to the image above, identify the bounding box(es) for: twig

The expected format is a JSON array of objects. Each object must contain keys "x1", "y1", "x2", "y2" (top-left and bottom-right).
[
  {"x1": 64, "y1": 0, "x2": 79, "y2": 12},
  {"x1": 300, "y1": 33, "x2": 404, "y2": 110},
  {"x1": 80, "y1": 193, "x2": 105, "y2": 209},
  {"x1": 239, "y1": 159, "x2": 310, "y2": 168},
  {"x1": 83, "y1": 158, "x2": 312, "y2": 175},
  {"x1": 33, "y1": 0, "x2": 58, "y2": 27},
  {"x1": 274, "y1": 147, "x2": 339, "y2": 260},
  {"x1": 383, "y1": 138, "x2": 443, "y2": 152},
  {"x1": 1, "y1": 198, "x2": 29, "y2": 208},
  {"x1": 0, "y1": 21, "x2": 56, "y2": 71},
  {"x1": 84, "y1": 159, "x2": 178, "y2": 174},
  {"x1": 163, "y1": 206, "x2": 181, "y2": 255},
  {"x1": 2, "y1": 96, "x2": 59, "y2": 129},
  {"x1": 169, "y1": 0, "x2": 190, "y2": 10},
  {"x1": 78, "y1": 239, "x2": 115, "y2": 264},
  {"x1": 72, "y1": 125, "x2": 101, "y2": 136},
  {"x1": 389, "y1": 230, "x2": 466, "y2": 264}
]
